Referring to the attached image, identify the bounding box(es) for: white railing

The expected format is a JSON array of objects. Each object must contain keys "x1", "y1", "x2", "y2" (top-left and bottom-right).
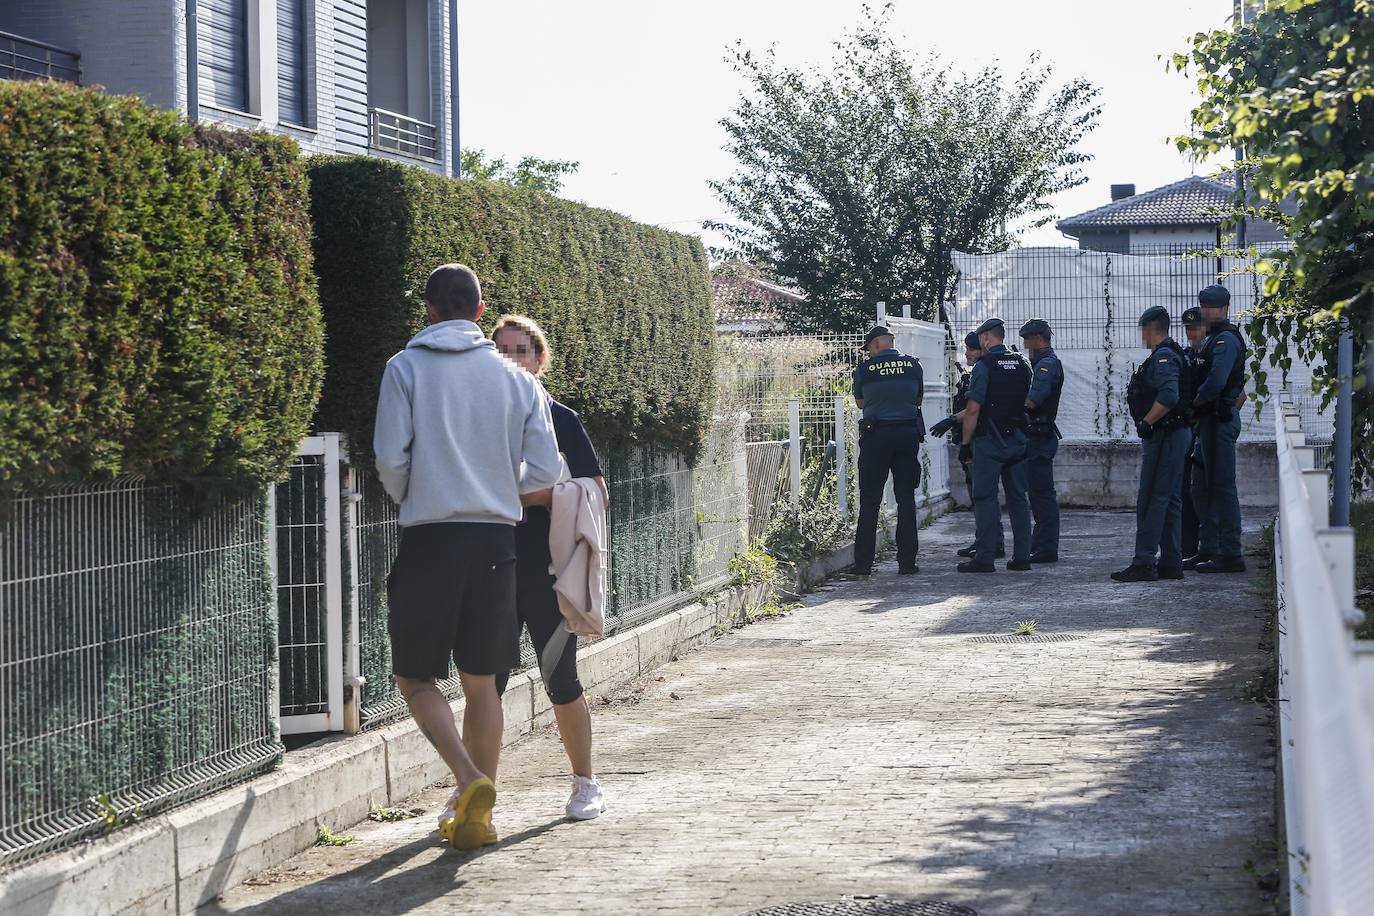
[
  {"x1": 1273, "y1": 395, "x2": 1374, "y2": 915},
  {"x1": 369, "y1": 106, "x2": 439, "y2": 162}
]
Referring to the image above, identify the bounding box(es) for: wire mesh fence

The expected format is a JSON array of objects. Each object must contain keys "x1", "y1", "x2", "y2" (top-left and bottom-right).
[
  {"x1": 949, "y1": 243, "x2": 1314, "y2": 442},
  {"x1": 276, "y1": 455, "x2": 330, "y2": 720},
  {"x1": 0, "y1": 480, "x2": 280, "y2": 868}
]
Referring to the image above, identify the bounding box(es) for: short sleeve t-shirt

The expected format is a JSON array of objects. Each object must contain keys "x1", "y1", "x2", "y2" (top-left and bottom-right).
[{"x1": 516, "y1": 399, "x2": 603, "y2": 570}]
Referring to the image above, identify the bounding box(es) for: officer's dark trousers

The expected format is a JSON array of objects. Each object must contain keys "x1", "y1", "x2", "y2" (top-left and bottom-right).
[
  {"x1": 1181, "y1": 434, "x2": 1200, "y2": 558},
  {"x1": 1194, "y1": 413, "x2": 1243, "y2": 560},
  {"x1": 1134, "y1": 425, "x2": 1190, "y2": 569},
  {"x1": 855, "y1": 425, "x2": 921, "y2": 572},
  {"x1": 960, "y1": 460, "x2": 1004, "y2": 551},
  {"x1": 972, "y1": 430, "x2": 1031, "y2": 564},
  {"x1": 1025, "y1": 433, "x2": 1060, "y2": 555}
]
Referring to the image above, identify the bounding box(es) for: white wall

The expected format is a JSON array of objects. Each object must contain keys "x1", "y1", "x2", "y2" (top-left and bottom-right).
[{"x1": 1129, "y1": 226, "x2": 1218, "y2": 249}]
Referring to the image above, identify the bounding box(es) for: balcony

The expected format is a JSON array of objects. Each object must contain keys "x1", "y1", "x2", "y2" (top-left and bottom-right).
[
  {"x1": 0, "y1": 30, "x2": 80, "y2": 84},
  {"x1": 369, "y1": 106, "x2": 438, "y2": 162}
]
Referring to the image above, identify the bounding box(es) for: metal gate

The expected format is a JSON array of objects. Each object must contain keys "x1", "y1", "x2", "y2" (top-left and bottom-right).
[{"x1": 270, "y1": 434, "x2": 360, "y2": 735}]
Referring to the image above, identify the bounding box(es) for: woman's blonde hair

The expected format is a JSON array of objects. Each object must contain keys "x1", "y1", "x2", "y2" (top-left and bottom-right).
[{"x1": 492, "y1": 314, "x2": 552, "y2": 375}]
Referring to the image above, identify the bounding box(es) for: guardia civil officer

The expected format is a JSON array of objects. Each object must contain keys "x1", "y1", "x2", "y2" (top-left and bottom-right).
[
  {"x1": 957, "y1": 317, "x2": 1033, "y2": 573},
  {"x1": 1019, "y1": 318, "x2": 1063, "y2": 563},
  {"x1": 1114, "y1": 306, "x2": 1191, "y2": 582},
  {"x1": 930, "y1": 331, "x2": 1005, "y2": 559},
  {"x1": 852, "y1": 324, "x2": 924, "y2": 576},
  {"x1": 1179, "y1": 306, "x2": 1207, "y2": 560},
  {"x1": 1188, "y1": 284, "x2": 1248, "y2": 574}
]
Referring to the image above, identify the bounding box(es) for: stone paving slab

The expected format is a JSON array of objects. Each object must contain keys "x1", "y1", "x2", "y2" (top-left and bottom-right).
[{"x1": 205, "y1": 510, "x2": 1276, "y2": 916}]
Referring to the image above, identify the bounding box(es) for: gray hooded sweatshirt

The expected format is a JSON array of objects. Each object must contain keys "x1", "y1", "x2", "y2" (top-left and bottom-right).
[{"x1": 373, "y1": 320, "x2": 565, "y2": 527}]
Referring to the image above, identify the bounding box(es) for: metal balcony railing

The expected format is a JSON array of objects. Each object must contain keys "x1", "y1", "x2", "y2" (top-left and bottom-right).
[
  {"x1": 369, "y1": 106, "x2": 439, "y2": 162},
  {"x1": 0, "y1": 30, "x2": 80, "y2": 84}
]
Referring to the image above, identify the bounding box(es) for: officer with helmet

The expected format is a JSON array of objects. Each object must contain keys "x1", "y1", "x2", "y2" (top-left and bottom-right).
[
  {"x1": 957, "y1": 317, "x2": 1033, "y2": 573},
  {"x1": 1018, "y1": 318, "x2": 1064, "y2": 563},
  {"x1": 1114, "y1": 305, "x2": 1192, "y2": 582},
  {"x1": 1188, "y1": 284, "x2": 1248, "y2": 574}
]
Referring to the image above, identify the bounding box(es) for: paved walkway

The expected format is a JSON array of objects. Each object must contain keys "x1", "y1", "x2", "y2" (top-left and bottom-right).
[{"x1": 208, "y1": 510, "x2": 1275, "y2": 915}]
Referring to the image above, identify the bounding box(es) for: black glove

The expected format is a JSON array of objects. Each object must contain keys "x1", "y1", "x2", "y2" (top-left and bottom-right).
[
  {"x1": 958, "y1": 442, "x2": 973, "y2": 464},
  {"x1": 1135, "y1": 419, "x2": 1153, "y2": 440},
  {"x1": 930, "y1": 416, "x2": 957, "y2": 438}
]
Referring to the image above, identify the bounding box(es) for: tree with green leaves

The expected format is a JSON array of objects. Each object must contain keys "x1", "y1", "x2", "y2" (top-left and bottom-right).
[
  {"x1": 707, "y1": 7, "x2": 1101, "y2": 332},
  {"x1": 460, "y1": 148, "x2": 579, "y2": 194},
  {"x1": 1173, "y1": 0, "x2": 1374, "y2": 478}
]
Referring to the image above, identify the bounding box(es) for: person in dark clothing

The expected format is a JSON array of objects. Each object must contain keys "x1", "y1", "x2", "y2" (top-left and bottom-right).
[
  {"x1": 1180, "y1": 307, "x2": 1206, "y2": 559},
  {"x1": 957, "y1": 317, "x2": 1033, "y2": 573},
  {"x1": 1019, "y1": 318, "x2": 1063, "y2": 563},
  {"x1": 1188, "y1": 284, "x2": 1248, "y2": 574},
  {"x1": 1114, "y1": 306, "x2": 1191, "y2": 582},
  {"x1": 933, "y1": 332, "x2": 1005, "y2": 559},
  {"x1": 852, "y1": 324, "x2": 924, "y2": 576},
  {"x1": 492, "y1": 315, "x2": 608, "y2": 822}
]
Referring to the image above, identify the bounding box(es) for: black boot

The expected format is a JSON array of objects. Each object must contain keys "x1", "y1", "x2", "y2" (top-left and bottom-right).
[
  {"x1": 1111, "y1": 564, "x2": 1158, "y2": 583},
  {"x1": 957, "y1": 560, "x2": 996, "y2": 573},
  {"x1": 1156, "y1": 565, "x2": 1186, "y2": 580},
  {"x1": 1028, "y1": 551, "x2": 1058, "y2": 564},
  {"x1": 1197, "y1": 557, "x2": 1247, "y2": 574},
  {"x1": 1181, "y1": 553, "x2": 1210, "y2": 571},
  {"x1": 957, "y1": 544, "x2": 1005, "y2": 559},
  {"x1": 1006, "y1": 559, "x2": 1032, "y2": 571}
]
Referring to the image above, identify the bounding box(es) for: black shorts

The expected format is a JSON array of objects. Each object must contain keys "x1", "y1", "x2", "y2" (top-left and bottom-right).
[{"x1": 386, "y1": 522, "x2": 519, "y2": 679}]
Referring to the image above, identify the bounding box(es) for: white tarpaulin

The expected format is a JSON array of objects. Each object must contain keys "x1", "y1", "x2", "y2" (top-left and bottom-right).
[{"x1": 950, "y1": 247, "x2": 1326, "y2": 442}]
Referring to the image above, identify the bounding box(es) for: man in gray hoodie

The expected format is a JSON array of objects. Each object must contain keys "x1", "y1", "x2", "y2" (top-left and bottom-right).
[{"x1": 374, "y1": 263, "x2": 564, "y2": 850}]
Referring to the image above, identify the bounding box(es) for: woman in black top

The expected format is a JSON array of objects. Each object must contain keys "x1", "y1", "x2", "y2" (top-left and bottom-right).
[{"x1": 492, "y1": 315, "x2": 608, "y2": 821}]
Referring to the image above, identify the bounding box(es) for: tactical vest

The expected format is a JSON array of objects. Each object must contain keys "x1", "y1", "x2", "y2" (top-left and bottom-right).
[
  {"x1": 1127, "y1": 340, "x2": 1194, "y2": 433},
  {"x1": 1197, "y1": 321, "x2": 1248, "y2": 403},
  {"x1": 976, "y1": 350, "x2": 1031, "y2": 437},
  {"x1": 1026, "y1": 351, "x2": 1063, "y2": 436}
]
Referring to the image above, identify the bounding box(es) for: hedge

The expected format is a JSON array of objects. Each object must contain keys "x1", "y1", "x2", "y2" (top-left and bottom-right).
[
  {"x1": 0, "y1": 81, "x2": 323, "y2": 496},
  {"x1": 307, "y1": 157, "x2": 716, "y2": 459}
]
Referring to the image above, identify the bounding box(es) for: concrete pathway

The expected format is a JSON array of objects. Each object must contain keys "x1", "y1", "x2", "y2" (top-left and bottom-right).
[{"x1": 207, "y1": 510, "x2": 1276, "y2": 915}]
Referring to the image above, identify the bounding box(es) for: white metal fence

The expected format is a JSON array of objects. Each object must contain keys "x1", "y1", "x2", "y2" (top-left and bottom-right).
[{"x1": 1273, "y1": 395, "x2": 1374, "y2": 915}]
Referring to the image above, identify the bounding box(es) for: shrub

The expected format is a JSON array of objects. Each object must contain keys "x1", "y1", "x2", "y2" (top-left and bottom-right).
[
  {"x1": 306, "y1": 157, "x2": 716, "y2": 461},
  {"x1": 0, "y1": 81, "x2": 323, "y2": 496}
]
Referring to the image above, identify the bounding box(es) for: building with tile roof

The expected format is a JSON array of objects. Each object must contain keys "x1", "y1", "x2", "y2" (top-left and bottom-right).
[{"x1": 1056, "y1": 176, "x2": 1289, "y2": 252}]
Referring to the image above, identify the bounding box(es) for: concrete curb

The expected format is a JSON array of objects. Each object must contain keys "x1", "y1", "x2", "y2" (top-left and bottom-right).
[{"x1": 0, "y1": 579, "x2": 776, "y2": 916}]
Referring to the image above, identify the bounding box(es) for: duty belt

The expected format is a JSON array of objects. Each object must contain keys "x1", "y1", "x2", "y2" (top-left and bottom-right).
[{"x1": 860, "y1": 418, "x2": 921, "y2": 430}]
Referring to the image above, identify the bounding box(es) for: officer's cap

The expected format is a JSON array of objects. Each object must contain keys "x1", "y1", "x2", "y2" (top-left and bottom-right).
[
  {"x1": 963, "y1": 331, "x2": 981, "y2": 350},
  {"x1": 863, "y1": 324, "x2": 893, "y2": 347},
  {"x1": 973, "y1": 317, "x2": 1005, "y2": 337},
  {"x1": 1181, "y1": 306, "x2": 1204, "y2": 326},
  {"x1": 1138, "y1": 305, "x2": 1170, "y2": 328},
  {"x1": 1018, "y1": 318, "x2": 1052, "y2": 340},
  {"x1": 1198, "y1": 284, "x2": 1231, "y2": 307}
]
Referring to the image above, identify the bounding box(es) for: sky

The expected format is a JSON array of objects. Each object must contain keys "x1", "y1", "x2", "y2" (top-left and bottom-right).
[{"x1": 456, "y1": 0, "x2": 1235, "y2": 253}]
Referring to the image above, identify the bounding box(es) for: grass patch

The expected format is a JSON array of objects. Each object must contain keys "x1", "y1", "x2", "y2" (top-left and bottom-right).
[
  {"x1": 315, "y1": 822, "x2": 355, "y2": 847},
  {"x1": 1012, "y1": 619, "x2": 1039, "y2": 637},
  {"x1": 1352, "y1": 502, "x2": 1374, "y2": 640}
]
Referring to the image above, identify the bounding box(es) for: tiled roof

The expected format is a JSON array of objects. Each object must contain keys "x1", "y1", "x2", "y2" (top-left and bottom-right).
[{"x1": 1057, "y1": 176, "x2": 1235, "y2": 233}]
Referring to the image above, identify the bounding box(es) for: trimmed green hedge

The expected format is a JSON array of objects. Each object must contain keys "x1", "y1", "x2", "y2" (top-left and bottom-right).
[
  {"x1": 0, "y1": 81, "x2": 323, "y2": 496},
  {"x1": 307, "y1": 157, "x2": 716, "y2": 459}
]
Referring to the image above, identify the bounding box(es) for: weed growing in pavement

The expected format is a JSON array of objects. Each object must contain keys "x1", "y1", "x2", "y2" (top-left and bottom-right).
[
  {"x1": 1013, "y1": 619, "x2": 1039, "y2": 636},
  {"x1": 315, "y1": 822, "x2": 355, "y2": 847},
  {"x1": 728, "y1": 541, "x2": 781, "y2": 588},
  {"x1": 368, "y1": 800, "x2": 418, "y2": 823},
  {"x1": 91, "y1": 794, "x2": 141, "y2": 835}
]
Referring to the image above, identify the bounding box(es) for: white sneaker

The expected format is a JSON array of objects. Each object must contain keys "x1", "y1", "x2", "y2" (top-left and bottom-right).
[{"x1": 565, "y1": 775, "x2": 605, "y2": 821}]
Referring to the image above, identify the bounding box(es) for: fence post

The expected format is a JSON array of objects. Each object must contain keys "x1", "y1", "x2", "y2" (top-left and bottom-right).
[
  {"x1": 834, "y1": 396, "x2": 849, "y2": 523},
  {"x1": 1333, "y1": 319, "x2": 1353, "y2": 526},
  {"x1": 789, "y1": 398, "x2": 802, "y2": 511},
  {"x1": 877, "y1": 301, "x2": 886, "y2": 322},
  {"x1": 902, "y1": 303, "x2": 912, "y2": 319}
]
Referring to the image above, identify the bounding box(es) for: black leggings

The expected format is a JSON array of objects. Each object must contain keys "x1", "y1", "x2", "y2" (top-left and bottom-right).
[{"x1": 494, "y1": 564, "x2": 584, "y2": 706}]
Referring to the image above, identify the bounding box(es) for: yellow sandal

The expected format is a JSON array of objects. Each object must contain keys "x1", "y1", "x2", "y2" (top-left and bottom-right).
[{"x1": 438, "y1": 777, "x2": 497, "y2": 851}]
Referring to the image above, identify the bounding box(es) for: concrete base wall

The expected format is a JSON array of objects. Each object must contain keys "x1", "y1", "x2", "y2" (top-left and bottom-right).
[{"x1": 948, "y1": 441, "x2": 1278, "y2": 509}]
